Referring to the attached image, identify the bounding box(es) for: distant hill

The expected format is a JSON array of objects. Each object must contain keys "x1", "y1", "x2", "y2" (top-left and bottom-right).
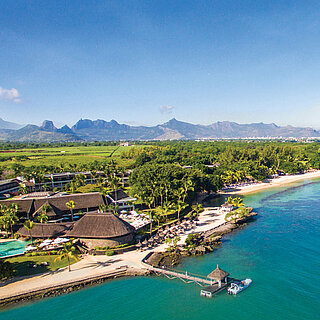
[
  {"x1": 72, "y1": 119, "x2": 164, "y2": 140},
  {"x1": 0, "y1": 122, "x2": 80, "y2": 142},
  {"x1": 0, "y1": 118, "x2": 24, "y2": 130},
  {"x1": 0, "y1": 117, "x2": 319, "y2": 142}
]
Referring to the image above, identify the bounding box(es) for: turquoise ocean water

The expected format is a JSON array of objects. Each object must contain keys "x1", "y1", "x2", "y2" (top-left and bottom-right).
[{"x1": 1, "y1": 180, "x2": 320, "y2": 320}]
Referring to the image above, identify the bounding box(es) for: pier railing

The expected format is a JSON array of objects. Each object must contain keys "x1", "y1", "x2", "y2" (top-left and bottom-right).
[{"x1": 141, "y1": 253, "x2": 216, "y2": 287}]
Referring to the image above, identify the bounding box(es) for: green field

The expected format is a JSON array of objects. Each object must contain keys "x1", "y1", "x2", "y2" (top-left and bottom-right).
[{"x1": 0, "y1": 145, "x2": 146, "y2": 170}]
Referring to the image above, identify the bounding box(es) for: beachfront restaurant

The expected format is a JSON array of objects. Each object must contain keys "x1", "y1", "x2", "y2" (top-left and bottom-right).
[
  {"x1": 66, "y1": 212, "x2": 135, "y2": 249},
  {"x1": 16, "y1": 222, "x2": 73, "y2": 239}
]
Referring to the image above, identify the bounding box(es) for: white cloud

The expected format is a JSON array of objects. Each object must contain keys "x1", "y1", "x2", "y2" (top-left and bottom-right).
[
  {"x1": 160, "y1": 105, "x2": 174, "y2": 114},
  {"x1": 0, "y1": 86, "x2": 21, "y2": 103}
]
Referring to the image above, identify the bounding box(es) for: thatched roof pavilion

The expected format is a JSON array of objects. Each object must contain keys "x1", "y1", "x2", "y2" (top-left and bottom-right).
[
  {"x1": 66, "y1": 212, "x2": 135, "y2": 248},
  {"x1": 17, "y1": 223, "x2": 73, "y2": 238},
  {"x1": 207, "y1": 264, "x2": 229, "y2": 284}
]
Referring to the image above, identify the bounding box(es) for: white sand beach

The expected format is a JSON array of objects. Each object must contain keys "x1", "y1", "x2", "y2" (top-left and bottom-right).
[{"x1": 219, "y1": 170, "x2": 320, "y2": 195}]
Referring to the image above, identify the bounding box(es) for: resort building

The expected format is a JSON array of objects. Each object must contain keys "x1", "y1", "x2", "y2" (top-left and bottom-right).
[
  {"x1": 19, "y1": 170, "x2": 132, "y2": 192},
  {"x1": 106, "y1": 189, "x2": 136, "y2": 211},
  {"x1": 66, "y1": 212, "x2": 135, "y2": 248},
  {"x1": 16, "y1": 222, "x2": 73, "y2": 239},
  {"x1": 1, "y1": 189, "x2": 136, "y2": 221},
  {"x1": 20, "y1": 171, "x2": 106, "y2": 192},
  {"x1": 0, "y1": 178, "x2": 22, "y2": 196},
  {"x1": 0, "y1": 192, "x2": 107, "y2": 221}
]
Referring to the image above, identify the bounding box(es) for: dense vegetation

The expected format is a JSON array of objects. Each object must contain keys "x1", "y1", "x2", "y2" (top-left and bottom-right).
[
  {"x1": 1, "y1": 140, "x2": 320, "y2": 236},
  {"x1": 126, "y1": 141, "x2": 320, "y2": 205}
]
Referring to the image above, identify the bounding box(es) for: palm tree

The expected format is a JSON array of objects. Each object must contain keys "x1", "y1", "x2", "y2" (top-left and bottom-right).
[
  {"x1": 147, "y1": 209, "x2": 155, "y2": 235},
  {"x1": 23, "y1": 220, "x2": 34, "y2": 243},
  {"x1": 191, "y1": 203, "x2": 204, "y2": 218},
  {"x1": 108, "y1": 203, "x2": 119, "y2": 215},
  {"x1": 19, "y1": 183, "x2": 28, "y2": 195},
  {"x1": 7, "y1": 204, "x2": 19, "y2": 238},
  {"x1": 109, "y1": 176, "x2": 121, "y2": 202},
  {"x1": 162, "y1": 202, "x2": 173, "y2": 222},
  {"x1": 153, "y1": 208, "x2": 164, "y2": 228},
  {"x1": 0, "y1": 206, "x2": 19, "y2": 238},
  {"x1": 66, "y1": 200, "x2": 76, "y2": 221},
  {"x1": 231, "y1": 197, "x2": 244, "y2": 208},
  {"x1": 182, "y1": 178, "x2": 194, "y2": 203},
  {"x1": 36, "y1": 210, "x2": 49, "y2": 238},
  {"x1": 98, "y1": 204, "x2": 108, "y2": 213},
  {"x1": 176, "y1": 201, "x2": 187, "y2": 220},
  {"x1": 226, "y1": 196, "x2": 233, "y2": 204},
  {"x1": 55, "y1": 243, "x2": 79, "y2": 272}
]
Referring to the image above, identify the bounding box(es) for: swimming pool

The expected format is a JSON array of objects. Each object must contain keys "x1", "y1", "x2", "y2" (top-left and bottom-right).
[{"x1": 0, "y1": 240, "x2": 28, "y2": 258}]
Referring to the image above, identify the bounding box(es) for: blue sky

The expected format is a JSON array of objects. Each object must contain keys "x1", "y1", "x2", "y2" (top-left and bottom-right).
[{"x1": 1, "y1": 0, "x2": 320, "y2": 128}]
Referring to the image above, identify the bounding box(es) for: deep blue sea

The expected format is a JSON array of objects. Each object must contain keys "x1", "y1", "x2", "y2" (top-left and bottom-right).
[{"x1": 1, "y1": 179, "x2": 320, "y2": 320}]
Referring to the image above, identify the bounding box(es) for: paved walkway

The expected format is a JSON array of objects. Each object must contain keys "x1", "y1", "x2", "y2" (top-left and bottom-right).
[{"x1": 0, "y1": 206, "x2": 226, "y2": 299}]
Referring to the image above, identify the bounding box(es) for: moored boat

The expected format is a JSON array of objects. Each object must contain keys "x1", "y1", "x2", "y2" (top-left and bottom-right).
[{"x1": 227, "y1": 279, "x2": 252, "y2": 295}]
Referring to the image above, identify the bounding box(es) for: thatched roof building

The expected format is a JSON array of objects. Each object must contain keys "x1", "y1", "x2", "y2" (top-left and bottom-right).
[
  {"x1": 207, "y1": 264, "x2": 229, "y2": 286},
  {"x1": 67, "y1": 212, "x2": 135, "y2": 248},
  {"x1": 16, "y1": 222, "x2": 73, "y2": 238}
]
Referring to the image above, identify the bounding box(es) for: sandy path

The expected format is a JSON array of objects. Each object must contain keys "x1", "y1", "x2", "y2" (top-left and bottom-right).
[{"x1": 0, "y1": 207, "x2": 226, "y2": 299}]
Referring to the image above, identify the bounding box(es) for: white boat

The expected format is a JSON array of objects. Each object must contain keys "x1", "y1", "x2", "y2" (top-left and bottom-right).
[{"x1": 227, "y1": 279, "x2": 252, "y2": 295}]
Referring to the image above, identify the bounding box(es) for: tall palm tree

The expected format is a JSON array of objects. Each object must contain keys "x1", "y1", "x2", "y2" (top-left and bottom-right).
[
  {"x1": 7, "y1": 204, "x2": 19, "y2": 238},
  {"x1": 147, "y1": 209, "x2": 155, "y2": 235},
  {"x1": 182, "y1": 178, "x2": 194, "y2": 203},
  {"x1": 23, "y1": 220, "x2": 34, "y2": 243},
  {"x1": 55, "y1": 243, "x2": 79, "y2": 272},
  {"x1": 162, "y1": 202, "x2": 173, "y2": 222},
  {"x1": 36, "y1": 210, "x2": 49, "y2": 238},
  {"x1": 176, "y1": 201, "x2": 187, "y2": 220},
  {"x1": 109, "y1": 176, "x2": 121, "y2": 202},
  {"x1": 66, "y1": 200, "x2": 76, "y2": 221}
]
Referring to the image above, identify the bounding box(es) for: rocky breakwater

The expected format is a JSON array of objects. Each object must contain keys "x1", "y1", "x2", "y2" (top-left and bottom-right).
[{"x1": 145, "y1": 208, "x2": 257, "y2": 268}]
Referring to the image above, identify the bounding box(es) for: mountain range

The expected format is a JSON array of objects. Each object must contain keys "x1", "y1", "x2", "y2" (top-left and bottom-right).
[{"x1": 0, "y1": 118, "x2": 319, "y2": 142}]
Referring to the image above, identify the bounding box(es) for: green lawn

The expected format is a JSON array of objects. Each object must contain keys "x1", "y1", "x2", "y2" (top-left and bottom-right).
[{"x1": 5, "y1": 254, "x2": 80, "y2": 277}]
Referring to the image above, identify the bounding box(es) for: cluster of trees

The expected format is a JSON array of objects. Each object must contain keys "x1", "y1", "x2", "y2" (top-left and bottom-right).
[
  {"x1": 126, "y1": 141, "x2": 320, "y2": 185},
  {"x1": 0, "y1": 204, "x2": 19, "y2": 237}
]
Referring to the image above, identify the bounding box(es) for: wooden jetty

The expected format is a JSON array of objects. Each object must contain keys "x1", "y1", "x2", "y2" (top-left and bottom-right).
[
  {"x1": 150, "y1": 265, "x2": 214, "y2": 286},
  {"x1": 143, "y1": 255, "x2": 232, "y2": 297}
]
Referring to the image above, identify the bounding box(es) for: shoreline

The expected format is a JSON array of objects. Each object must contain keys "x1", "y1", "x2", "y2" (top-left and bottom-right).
[
  {"x1": 1, "y1": 171, "x2": 319, "y2": 307},
  {"x1": 0, "y1": 206, "x2": 227, "y2": 305},
  {"x1": 0, "y1": 267, "x2": 148, "y2": 309},
  {"x1": 219, "y1": 170, "x2": 320, "y2": 195}
]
